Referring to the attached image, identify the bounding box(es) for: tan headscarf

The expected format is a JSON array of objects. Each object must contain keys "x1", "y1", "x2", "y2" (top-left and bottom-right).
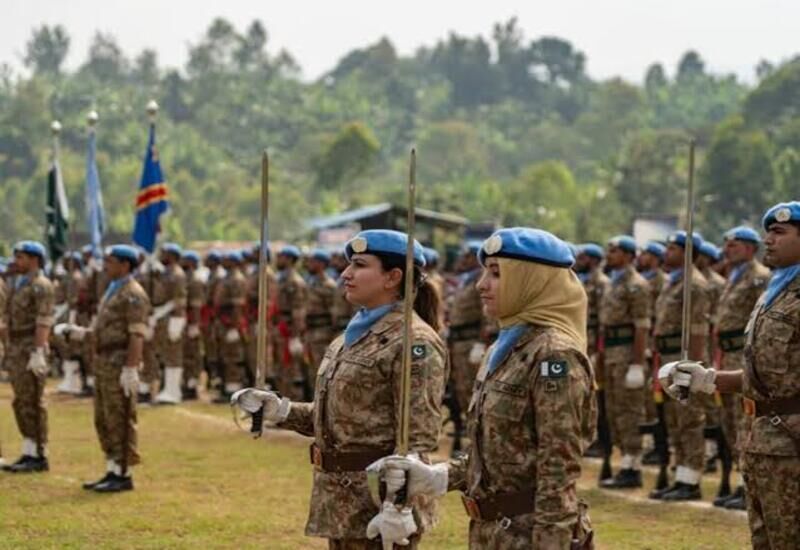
[{"x1": 496, "y1": 257, "x2": 588, "y2": 353}]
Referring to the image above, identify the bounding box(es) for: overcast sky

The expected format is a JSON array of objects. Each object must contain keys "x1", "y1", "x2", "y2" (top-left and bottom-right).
[{"x1": 2, "y1": 0, "x2": 797, "y2": 83}]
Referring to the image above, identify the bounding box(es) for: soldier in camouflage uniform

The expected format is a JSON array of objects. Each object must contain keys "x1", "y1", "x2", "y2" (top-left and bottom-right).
[
  {"x1": 135, "y1": 252, "x2": 164, "y2": 402},
  {"x1": 649, "y1": 231, "x2": 710, "y2": 501},
  {"x1": 152, "y1": 243, "x2": 188, "y2": 404},
  {"x1": 2, "y1": 241, "x2": 54, "y2": 473},
  {"x1": 598, "y1": 236, "x2": 652, "y2": 489},
  {"x1": 202, "y1": 250, "x2": 225, "y2": 390},
  {"x1": 0, "y1": 269, "x2": 9, "y2": 466},
  {"x1": 180, "y1": 251, "x2": 205, "y2": 400},
  {"x1": 233, "y1": 230, "x2": 447, "y2": 549},
  {"x1": 81, "y1": 245, "x2": 150, "y2": 492},
  {"x1": 54, "y1": 252, "x2": 87, "y2": 395},
  {"x1": 447, "y1": 242, "x2": 493, "y2": 416},
  {"x1": 303, "y1": 249, "x2": 337, "y2": 389},
  {"x1": 575, "y1": 243, "x2": 610, "y2": 358},
  {"x1": 422, "y1": 247, "x2": 446, "y2": 333},
  {"x1": 638, "y1": 241, "x2": 667, "y2": 433},
  {"x1": 372, "y1": 228, "x2": 596, "y2": 549},
  {"x1": 272, "y1": 245, "x2": 308, "y2": 399},
  {"x1": 329, "y1": 251, "x2": 354, "y2": 336},
  {"x1": 214, "y1": 250, "x2": 248, "y2": 401},
  {"x1": 662, "y1": 201, "x2": 800, "y2": 550},
  {"x1": 710, "y1": 227, "x2": 770, "y2": 510},
  {"x1": 245, "y1": 243, "x2": 276, "y2": 387}
]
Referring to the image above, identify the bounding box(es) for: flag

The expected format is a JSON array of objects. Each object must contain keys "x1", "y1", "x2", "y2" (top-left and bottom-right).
[
  {"x1": 85, "y1": 130, "x2": 105, "y2": 258},
  {"x1": 132, "y1": 123, "x2": 169, "y2": 253},
  {"x1": 46, "y1": 157, "x2": 70, "y2": 261}
]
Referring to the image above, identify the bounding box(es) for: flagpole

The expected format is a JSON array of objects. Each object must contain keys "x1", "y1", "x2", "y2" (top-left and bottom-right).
[
  {"x1": 49, "y1": 120, "x2": 62, "y2": 275},
  {"x1": 87, "y1": 109, "x2": 99, "y2": 258}
]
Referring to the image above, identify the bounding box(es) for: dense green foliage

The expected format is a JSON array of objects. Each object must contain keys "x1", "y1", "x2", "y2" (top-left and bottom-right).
[{"x1": 0, "y1": 17, "x2": 796, "y2": 246}]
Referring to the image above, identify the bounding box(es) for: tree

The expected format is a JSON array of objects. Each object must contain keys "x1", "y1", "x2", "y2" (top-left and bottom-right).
[
  {"x1": 313, "y1": 122, "x2": 380, "y2": 190},
  {"x1": 132, "y1": 49, "x2": 159, "y2": 87},
  {"x1": 743, "y1": 57, "x2": 800, "y2": 128},
  {"x1": 82, "y1": 32, "x2": 128, "y2": 81},
  {"x1": 416, "y1": 120, "x2": 488, "y2": 183},
  {"x1": 677, "y1": 50, "x2": 705, "y2": 81},
  {"x1": 24, "y1": 25, "x2": 70, "y2": 75},
  {"x1": 644, "y1": 63, "x2": 667, "y2": 95},
  {"x1": 700, "y1": 115, "x2": 776, "y2": 234}
]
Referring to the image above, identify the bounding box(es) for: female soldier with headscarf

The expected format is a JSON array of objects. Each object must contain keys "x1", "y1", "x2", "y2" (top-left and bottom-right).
[
  {"x1": 370, "y1": 227, "x2": 597, "y2": 549},
  {"x1": 232, "y1": 229, "x2": 448, "y2": 549}
]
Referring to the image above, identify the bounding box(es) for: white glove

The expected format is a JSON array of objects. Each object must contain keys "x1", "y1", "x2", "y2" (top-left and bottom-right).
[
  {"x1": 26, "y1": 347, "x2": 49, "y2": 378},
  {"x1": 225, "y1": 328, "x2": 241, "y2": 343},
  {"x1": 658, "y1": 360, "x2": 716, "y2": 400},
  {"x1": 68, "y1": 326, "x2": 88, "y2": 342},
  {"x1": 143, "y1": 325, "x2": 155, "y2": 342},
  {"x1": 151, "y1": 301, "x2": 175, "y2": 323},
  {"x1": 54, "y1": 323, "x2": 70, "y2": 337},
  {"x1": 53, "y1": 303, "x2": 69, "y2": 322},
  {"x1": 289, "y1": 337, "x2": 304, "y2": 357},
  {"x1": 120, "y1": 366, "x2": 140, "y2": 397},
  {"x1": 147, "y1": 315, "x2": 158, "y2": 331},
  {"x1": 230, "y1": 388, "x2": 291, "y2": 422},
  {"x1": 366, "y1": 503, "x2": 418, "y2": 549},
  {"x1": 167, "y1": 316, "x2": 187, "y2": 342},
  {"x1": 187, "y1": 324, "x2": 201, "y2": 338},
  {"x1": 624, "y1": 364, "x2": 646, "y2": 389},
  {"x1": 367, "y1": 454, "x2": 449, "y2": 499},
  {"x1": 469, "y1": 342, "x2": 487, "y2": 365}
]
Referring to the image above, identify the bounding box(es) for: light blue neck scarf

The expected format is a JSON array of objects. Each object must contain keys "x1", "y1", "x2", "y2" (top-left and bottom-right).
[
  {"x1": 486, "y1": 324, "x2": 529, "y2": 375},
  {"x1": 103, "y1": 275, "x2": 132, "y2": 303},
  {"x1": 763, "y1": 264, "x2": 800, "y2": 309},
  {"x1": 728, "y1": 262, "x2": 747, "y2": 285},
  {"x1": 610, "y1": 268, "x2": 626, "y2": 285},
  {"x1": 641, "y1": 269, "x2": 658, "y2": 281},
  {"x1": 344, "y1": 303, "x2": 396, "y2": 348},
  {"x1": 668, "y1": 268, "x2": 684, "y2": 285}
]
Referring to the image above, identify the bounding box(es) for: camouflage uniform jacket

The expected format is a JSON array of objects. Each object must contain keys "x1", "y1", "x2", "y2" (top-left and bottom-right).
[
  {"x1": 160, "y1": 264, "x2": 187, "y2": 316},
  {"x1": 599, "y1": 265, "x2": 651, "y2": 331},
  {"x1": 654, "y1": 266, "x2": 710, "y2": 350},
  {"x1": 277, "y1": 268, "x2": 308, "y2": 334},
  {"x1": 742, "y1": 276, "x2": 800, "y2": 456},
  {"x1": 583, "y1": 268, "x2": 610, "y2": 356},
  {"x1": 186, "y1": 271, "x2": 206, "y2": 325},
  {"x1": 94, "y1": 277, "x2": 150, "y2": 352},
  {"x1": 717, "y1": 260, "x2": 770, "y2": 334},
  {"x1": 701, "y1": 267, "x2": 726, "y2": 326},
  {"x1": 280, "y1": 306, "x2": 448, "y2": 538},
  {"x1": 305, "y1": 273, "x2": 336, "y2": 341},
  {"x1": 330, "y1": 276, "x2": 354, "y2": 333},
  {"x1": 215, "y1": 269, "x2": 247, "y2": 328},
  {"x1": 0, "y1": 277, "x2": 8, "y2": 332},
  {"x1": 447, "y1": 325, "x2": 596, "y2": 547},
  {"x1": 8, "y1": 270, "x2": 55, "y2": 337}
]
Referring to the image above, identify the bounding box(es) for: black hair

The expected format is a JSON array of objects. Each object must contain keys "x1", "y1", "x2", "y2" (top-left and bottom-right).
[{"x1": 376, "y1": 253, "x2": 441, "y2": 332}]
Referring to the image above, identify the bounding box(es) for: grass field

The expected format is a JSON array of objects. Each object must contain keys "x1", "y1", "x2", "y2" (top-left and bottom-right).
[{"x1": 0, "y1": 381, "x2": 752, "y2": 549}]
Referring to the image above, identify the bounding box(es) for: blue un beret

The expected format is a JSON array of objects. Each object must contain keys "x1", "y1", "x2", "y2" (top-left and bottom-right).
[
  {"x1": 279, "y1": 245, "x2": 301, "y2": 260},
  {"x1": 310, "y1": 248, "x2": 331, "y2": 264},
  {"x1": 643, "y1": 241, "x2": 666, "y2": 260},
  {"x1": 479, "y1": 227, "x2": 574, "y2": 268},
  {"x1": 107, "y1": 245, "x2": 139, "y2": 267},
  {"x1": 162, "y1": 242, "x2": 182, "y2": 256},
  {"x1": 68, "y1": 251, "x2": 83, "y2": 266},
  {"x1": 206, "y1": 249, "x2": 222, "y2": 262},
  {"x1": 698, "y1": 241, "x2": 722, "y2": 262},
  {"x1": 462, "y1": 240, "x2": 483, "y2": 255},
  {"x1": 225, "y1": 250, "x2": 243, "y2": 263},
  {"x1": 345, "y1": 230, "x2": 426, "y2": 267},
  {"x1": 668, "y1": 231, "x2": 703, "y2": 250},
  {"x1": 423, "y1": 247, "x2": 440, "y2": 266},
  {"x1": 14, "y1": 240, "x2": 47, "y2": 261},
  {"x1": 724, "y1": 226, "x2": 760, "y2": 245},
  {"x1": 608, "y1": 235, "x2": 637, "y2": 255},
  {"x1": 182, "y1": 250, "x2": 201, "y2": 264},
  {"x1": 762, "y1": 201, "x2": 800, "y2": 230},
  {"x1": 578, "y1": 243, "x2": 604, "y2": 260}
]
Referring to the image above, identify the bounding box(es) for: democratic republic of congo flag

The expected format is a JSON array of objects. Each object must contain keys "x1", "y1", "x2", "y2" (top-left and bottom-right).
[{"x1": 132, "y1": 123, "x2": 169, "y2": 253}]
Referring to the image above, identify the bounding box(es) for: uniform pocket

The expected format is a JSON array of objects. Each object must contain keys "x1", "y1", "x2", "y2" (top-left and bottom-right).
[{"x1": 483, "y1": 389, "x2": 528, "y2": 421}]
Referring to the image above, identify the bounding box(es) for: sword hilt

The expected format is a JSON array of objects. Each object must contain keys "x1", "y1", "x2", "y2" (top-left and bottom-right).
[{"x1": 250, "y1": 405, "x2": 264, "y2": 436}]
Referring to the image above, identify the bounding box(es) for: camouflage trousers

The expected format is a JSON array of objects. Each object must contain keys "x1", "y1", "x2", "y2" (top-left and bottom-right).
[
  {"x1": 467, "y1": 501, "x2": 593, "y2": 549},
  {"x1": 94, "y1": 350, "x2": 139, "y2": 466},
  {"x1": 604, "y1": 347, "x2": 644, "y2": 455},
  {"x1": 450, "y1": 339, "x2": 481, "y2": 412},
  {"x1": 7, "y1": 337, "x2": 48, "y2": 445},
  {"x1": 741, "y1": 452, "x2": 800, "y2": 550},
  {"x1": 327, "y1": 536, "x2": 419, "y2": 549},
  {"x1": 719, "y1": 351, "x2": 746, "y2": 463},
  {"x1": 218, "y1": 323, "x2": 245, "y2": 388},
  {"x1": 664, "y1": 394, "x2": 707, "y2": 472},
  {"x1": 183, "y1": 334, "x2": 203, "y2": 384}
]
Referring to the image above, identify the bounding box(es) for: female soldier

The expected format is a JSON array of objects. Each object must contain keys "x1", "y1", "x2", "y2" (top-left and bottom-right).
[
  {"x1": 371, "y1": 227, "x2": 597, "y2": 549},
  {"x1": 232, "y1": 229, "x2": 448, "y2": 549}
]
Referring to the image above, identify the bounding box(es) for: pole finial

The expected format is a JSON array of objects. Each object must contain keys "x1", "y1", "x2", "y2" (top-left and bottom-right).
[
  {"x1": 87, "y1": 110, "x2": 99, "y2": 127},
  {"x1": 51, "y1": 120, "x2": 62, "y2": 135},
  {"x1": 146, "y1": 100, "x2": 159, "y2": 121}
]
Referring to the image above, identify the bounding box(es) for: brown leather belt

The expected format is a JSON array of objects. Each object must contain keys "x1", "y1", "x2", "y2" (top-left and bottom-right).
[
  {"x1": 97, "y1": 341, "x2": 129, "y2": 354},
  {"x1": 306, "y1": 313, "x2": 333, "y2": 329},
  {"x1": 743, "y1": 397, "x2": 800, "y2": 417},
  {"x1": 718, "y1": 329, "x2": 745, "y2": 353},
  {"x1": 655, "y1": 334, "x2": 681, "y2": 355},
  {"x1": 449, "y1": 321, "x2": 481, "y2": 343},
  {"x1": 461, "y1": 488, "x2": 535, "y2": 521},
  {"x1": 9, "y1": 328, "x2": 35, "y2": 338},
  {"x1": 604, "y1": 323, "x2": 635, "y2": 347},
  {"x1": 309, "y1": 444, "x2": 392, "y2": 473}
]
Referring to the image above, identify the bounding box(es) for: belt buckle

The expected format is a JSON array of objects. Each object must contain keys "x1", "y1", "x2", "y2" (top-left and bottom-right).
[
  {"x1": 312, "y1": 445, "x2": 323, "y2": 470},
  {"x1": 498, "y1": 517, "x2": 512, "y2": 530},
  {"x1": 742, "y1": 397, "x2": 755, "y2": 417},
  {"x1": 461, "y1": 494, "x2": 482, "y2": 520},
  {"x1": 770, "y1": 415, "x2": 783, "y2": 427}
]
